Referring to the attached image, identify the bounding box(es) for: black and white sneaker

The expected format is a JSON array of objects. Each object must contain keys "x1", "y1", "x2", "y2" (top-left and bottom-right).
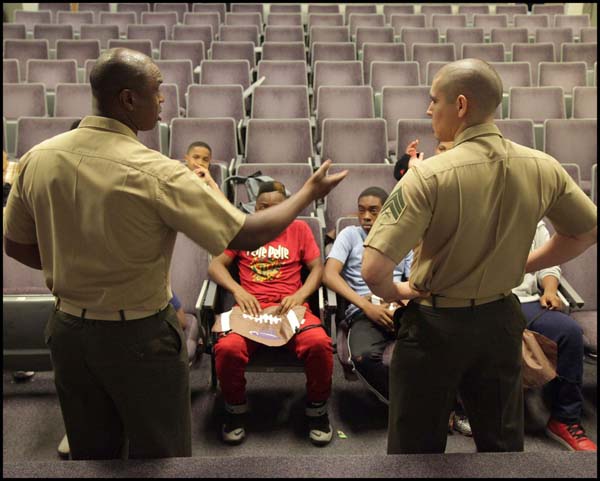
[
  {"x1": 306, "y1": 401, "x2": 333, "y2": 446},
  {"x1": 222, "y1": 402, "x2": 248, "y2": 445}
]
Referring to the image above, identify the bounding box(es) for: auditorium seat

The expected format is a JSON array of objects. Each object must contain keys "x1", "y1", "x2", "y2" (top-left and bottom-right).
[
  {"x1": 80, "y1": 25, "x2": 119, "y2": 50},
  {"x1": 494, "y1": 119, "x2": 535, "y2": 149},
  {"x1": 315, "y1": 86, "x2": 374, "y2": 147},
  {"x1": 495, "y1": 4, "x2": 528, "y2": 25},
  {"x1": 56, "y1": 11, "x2": 94, "y2": 36},
  {"x1": 251, "y1": 85, "x2": 310, "y2": 119},
  {"x1": 535, "y1": 27, "x2": 574, "y2": 62},
  {"x1": 592, "y1": 164, "x2": 597, "y2": 204},
  {"x1": 309, "y1": 26, "x2": 350, "y2": 49},
  {"x1": 107, "y1": 39, "x2": 152, "y2": 58},
  {"x1": 383, "y1": 5, "x2": 414, "y2": 24},
  {"x1": 270, "y1": 4, "x2": 302, "y2": 14},
  {"x1": 262, "y1": 42, "x2": 307, "y2": 62},
  {"x1": 257, "y1": 60, "x2": 308, "y2": 86},
  {"x1": 155, "y1": 59, "x2": 194, "y2": 111},
  {"x1": 390, "y1": 14, "x2": 426, "y2": 37},
  {"x1": 169, "y1": 117, "x2": 239, "y2": 167},
  {"x1": 513, "y1": 13, "x2": 550, "y2": 40},
  {"x1": 127, "y1": 24, "x2": 167, "y2": 53},
  {"x1": 321, "y1": 118, "x2": 388, "y2": 164},
  {"x1": 218, "y1": 25, "x2": 261, "y2": 47},
  {"x1": 37, "y1": 2, "x2": 71, "y2": 23},
  {"x1": 26, "y1": 59, "x2": 77, "y2": 101},
  {"x1": 431, "y1": 14, "x2": 467, "y2": 39},
  {"x1": 15, "y1": 117, "x2": 78, "y2": 159},
  {"x1": 531, "y1": 3, "x2": 565, "y2": 19},
  {"x1": 312, "y1": 60, "x2": 363, "y2": 111},
  {"x1": 489, "y1": 61, "x2": 532, "y2": 117},
  {"x1": 362, "y1": 43, "x2": 406, "y2": 85},
  {"x1": 116, "y1": 2, "x2": 150, "y2": 23},
  {"x1": 413, "y1": 43, "x2": 455, "y2": 85},
  {"x1": 344, "y1": 5, "x2": 377, "y2": 25},
  {"x1": 225, "y1": 12, "x2": 263, "y2": 34},
  {"x1": 307, "y1": 13, "x2": 345, "y2": 29},
  {"x1": 512, "y1": 42, "x2": 555, "y2": 85},
  {"x1": 491, "y1": 27, "x2": 529, "y2": 60},
  {"x1": 186, "y1": 85, "x2": 245, "y2": 131},
  {"x1": 31, "y1": 24, "x2": 72, "y2": 58},
  {"x1": 580, "y1": 26, "x2": 597, "y2": 43},
  {"x1": 462, "y1": 43, "x2": 505, "y2": 63},
  {"x1": 3, "y1": 23, "x2": 26, "y2": 40},
  {"x1": 264, "y1": 26, "x2": 304, "y2": 43},
  {"x1": 55, "y1": 39, "x2": 101, "y2": 70},
  {"x1": 14, "y1": 10, "x2": 52, "y2": 35},
  {"x1": 169, "y1": 232, "x2": 209, "y2": 366},
  {"x1": 538, "y1": 62, "x2": 587, "y2": 116},
  {"x1": 141, "y1": 11, "x2": 178, "y2": 39},
  {"x1": 267, "y1": 13, "x2": 302, "y2": 27},
  {"x1": 183, "y1": 13, "x2": 219, "y2": 43},
  {"x1": 231, "y1": 3, "x2": 264, "y2": 21},
  {"x1": 159, "y1": 40, "x2": 205, "y2": 71},
  {"x1": 158, "y1": 83, "x2": 181, "y2": 126},
  {"x1": 3, "y1": 83, "x2": 47, "y2": 121},
  {"x1": 244, "y1": 118, "x2": 314, "y2": 166},
  {"x1": 311, "y1": 42, "x2": 356, "y2": 70},
  {"x1": 3, "y1": 39, "x2": 49, "y2": 82},
  {"x1": 370, "y1": 61, "x2": 420, "y2": 93},
  {"x1": 3, "y1": 59, "x2": 20, "y2": 84},
  {"x1": 154, "y1": 3, "x2": 189, "y2": 24},
  {"x1": 561, "y1": 43, "x2": 597, "y2": 72},
  {"x1": 307, "y1": 4, "x2": 340, "y2": 15},
  {"x1": 211, "y1": 41, "x2": 256, "y2": 71},
  {"x1": 473, "y1": 14, "x2": 508, "y2": 39},
  {"x1": 554, "y1": 14, "x2": 591, "y2": 35},
  {"x1": 348, "y1": 13, "x2": 385, "y2": 37},
  {"x1": 173, "y1": 25, "x2": 213, "y2": 54},
  {"x1": 356, "y1": 27, "x2": 395, "y2": 55},
  {"x1": 77, "y1": 3, "x2": 110, "y2": 23},
  {"x1": 421, "y1": 4, "x2": 452, "y2": 28},
  {"x1": 400, "y1": 27, "x2": 440, "y2": 62},
  {"x1": 458, "y1": 5, "x2": 490, "y2": 25},
  {"x1": 396, "y1": 119, "x2": 439, "y2": 160},
  {"x1": 54, "y1": 83, "x2": 93, "y2": 118},
  {"x1": 137, "y1": 123, "x2": 162, "y2": 154},
  {"x1": 543, "y1": 118, "x2": 596, "y2": 195},
  {"x1": 425, "y1": 61, "x2": 450, "y2": 86},
  {"x1": 571, "y1": 86, "x2": 597, "y2": 119},
  {"x1": 98, "y1": 12, "x2": 137, "y2": 38},
  {"x1": 382, "y1": 86, "x2": 431, "y2": 154},
  {"x1": 192, "y1": 3, "x2": 226, "y2": 24},
  {"x1": 445, "y1": 27, "x2": 484, "y2": 60}
]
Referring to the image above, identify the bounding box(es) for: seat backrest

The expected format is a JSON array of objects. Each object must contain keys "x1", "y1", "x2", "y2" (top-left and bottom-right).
[
  {"x1": 348, "y1": 13, "x2": 385, "y2": 36},
  {"x1": 370, "y1": 61, "x2": 420, "y2": 91},
  {"x1": 561, "y1": 246, "x2": 597, "y2": 312},
  {"x1": 324, "y1": 164, "x2": 397, "y2": 232},
  {"x1": 211, "y1": 41, "x2": 256, "y2": 69},
  {"x1": 421, "y1": 4, "x2": 452, "y2": 27},
  {"x1": 488, "y1": 61, "x2": 532, "y2": 92},
  {"x1": 186, "y1": 85, "x2": 245, "y2": 124},
  {"x1": 322, "y1": 118, "x2": 388, "y2": 164},
  {"x1": 307, "y1": 13, "x2": 344, "y2": 29},
  {"x1": 538, "y1": 62, "x2": 587, "y2": 96},
  {"x1": 494, "y1": 119, "x2": 535, "y2": 149},
  {"x1": 14, "y1": 10, "x2": 52, "y2": 32},
  {"x1": 99, "y1": 11, "x2": 137, "y2": 37},
  {"x1": 141, "y1": 11, "x2": 178, "y2": 39},
  {"x1": 495, "y1": 4, "x2": 528, "y2": 24},
  {"x1": 561, "y1": 42, "x2": 597, "y2": 70},
  {"x1": 77, "y1": 2, "x2": 110, "y2": 22},
  {"x1": 315, "y1": 85, "x2": 374, "y2": 143},
  {"x1": 270, "y1": 4, "x2": 302, "y2": 14},
  {"x1": 580, "y1": 26, "x2": 597, "y2": 43},
  {"x1": 107, "y1": 39, "x2": 153, "y2": 58},
  {"x1": 461, "y1": 42, "x2": 505, "y2": 63},
  {"x1": 116, "y1": 2, "x2": 151, "y2": 23},
  {"x1": 173, "y1": 25, "x2": 213, "y2": 51},
  {"x1": 55, "y1": 39, "x2": 101, "y2": 68},
  {"x1": 430, "y1": 14, "x2": 467, "y2": 36},
  {"x1": 362, "y1": 43, "x2": 406, "y2": 84},
  {"x1": 26, "y1": 59, "x2": 77, "y2": 92},
  {"x1": 225, "y1": 12, "x2": 263, "y2": 33},
  {"x1": 490, "y1": 27, "x2": 529, "y2": 54},
  {"x1": 512, "y1": 42, "x2": 555, "y2": 85},
  {"x1": 355, "y1": 26, "x2": 395, "y2": 54},
  {"x1": 382, "y1": 86, "x2": 431, "y2": 142},
  {"x1": 169, "y1": 117, "x2": 237, "y2": 164},
  {"x1": 154, "y1": 2, "x2": 189, "y2": 23},
  {"x1": 257, "y1": 60, "x2": 308, "y2": 86},
  {"x1": 3, "y1": 83, "x2": 47, "y2": 121},
  {"x1": 425, "y1": 61, "x2": 450, "y2": 86},
  {"x1": 218, "y1": 25, "x2": 260, "y2": 46},
  {"x1": 509, "y1": 86, "x2": 565, "y2": 123},
  {"x1": 309, "y1": 26, "x2": 350, "y2": 48},
  {"x1": 308, "y1": 4, "x2": 340, "y2": 15},
  {"x1": 127, "y1": 24, "x2": 167, "y2": 50},
  {"x1": 183, "y1": 12, "x2": 219, "y2": 41},
  {"x1": 335, "y1": 216, "x2": 360, "y2": 236},
  {"x1": 344, "y1": 4, "x2": 377, "y2": 24},
  {"x1": 383, "y1": 5, "x2": 415, "y2": 24},
  {"x1": 251, "y1": 85, "x2": 310, "y2": 119},
  {"x1": 199, "y1": 59, "x2": 251, "y2": 91},
  {"x1": 535, "y1": 27, "x2": 573, "y2": 62},
  {"x1": 311, "y1": 42, "x2": 356, "y2": 69},
  {"x1": 56, "y1": 11, "x2": 94, "y2": 35},
  {"x1": 3, "y1": 39, "x2": 49, "y2": 82},
  {"x1": 32, "y1": 24, "x2": 73, "y2": 51},
  {"x1": 572, "y1": 86, "x2": 597, "y2": 119},
  {"x1": 412, "y1": 43, "x2": 455, "y2": 86},
  {"x1": 262, "y1": 41, "x2": 306, "y2": 62},
  {"x1": 531, "y1": 3, "x2": 565, "y2": 18},
  {"x1": 54, "y1": 83, "x2": 93, "y2": 118},
  {"x1": 159, "y1": 40, "x2": 205, "y2": 69},
  {"x1": 192, "y1": 3, "x2": 226, "y2": 24},
  {"x1": 400, "y1": 27, "x2": 439, "y2": 61},
  {"x1": 137, "y1": 124, "x2": 162, "y2": 153},
  {"x1": 155, "y1": 59, "x2": 194, "y2": 109},
  {"x1": 231, "y1": 3, "x2": 264, "y2": 19},
  {"x1": 38, "y1": 3, "x2": 71, "y2": 21},
  {"x1": 80, "y1": 25, "x2": 119, "y2": 50},
  {"x1": 554, "y1": 14, "x2": 591, "y2": 30},
  {"x1": 3, "y1": 23, "x2": 26, "y2": 40},
  {"x1": 445, "y1": 27, "x2": 484, "y2": 60},
  {"x1": 457, "y1": 5, "x2": 490, "y2": 24},
  {"x1": 313, "y1": 60, "x2": 363, "y2": 109},
  {"x1": 544, "y1": 119, "x2": 597, "y2": 182},
  {"x1": 267, "y1": 13, "x2": 302, "y2": 26},
  {"x1": 473, "y1": 14, "x2": 508, "y2": 37},
  {"x1": 396, "y1": 119, "x2": 438, "y2": 159},
  {"x1": 513, "y1": 13, "x2": 550, "y2": 37},
  {"x1": 245, "y1": 118, "x2": 313, "y2": 164},
  {"x1": 15, "y1": 116, "x2": 79, "y2": 158},
  {"x1": 264, "y1": 25, "x2": 304, "y2": 43},
  {"x1": 3, "y1": 59, "x2": 20, "y2": 84},
  {"x1": 159, "y1": 83, "x2": 180, "y2": 125},
  {"x1": 390, "y1": 14, "x2": 426, "y2": 36}
]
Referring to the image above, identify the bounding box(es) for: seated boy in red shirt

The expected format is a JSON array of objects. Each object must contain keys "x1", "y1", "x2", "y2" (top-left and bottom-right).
[{"x1": 208, "y1": 181, "x2": 333, "y2": 446}]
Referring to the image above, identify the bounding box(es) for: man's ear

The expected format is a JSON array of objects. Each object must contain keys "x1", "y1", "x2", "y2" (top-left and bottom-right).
[
  {"x1": 119, "y1": 89, "x2": 135, "y2": 111},
  {"x1": 456, "y1": 94, "x2": 468, "y2": 119}
]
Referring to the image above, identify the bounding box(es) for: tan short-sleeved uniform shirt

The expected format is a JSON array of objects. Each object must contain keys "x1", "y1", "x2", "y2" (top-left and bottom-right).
[
  {"x1": 364, "y1": 123, "x2": 597, "y2": 300},
  {"x1": 3, "y1": 116, "x2": 246, "y2": 311}
]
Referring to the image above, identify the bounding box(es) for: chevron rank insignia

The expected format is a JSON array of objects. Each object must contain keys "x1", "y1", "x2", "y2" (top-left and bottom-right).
[{"x1": 380, "y1": 187, "x2": 406, "y2": 223}]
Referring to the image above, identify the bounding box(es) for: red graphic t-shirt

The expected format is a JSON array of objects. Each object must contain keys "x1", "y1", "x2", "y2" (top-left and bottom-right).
[{"x1": 223, "y1": 220, "x2": 321, "y2": 304}]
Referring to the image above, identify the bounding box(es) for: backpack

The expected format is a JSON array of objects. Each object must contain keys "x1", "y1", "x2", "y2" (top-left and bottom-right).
[{"x1": 222, "y1": 171, "x2": 291, "y2": 214}]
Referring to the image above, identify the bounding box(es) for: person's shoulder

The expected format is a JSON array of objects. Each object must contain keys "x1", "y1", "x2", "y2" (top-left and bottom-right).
[{"x1": 338, "y1": 225, "x2": 363, "y2": 242}]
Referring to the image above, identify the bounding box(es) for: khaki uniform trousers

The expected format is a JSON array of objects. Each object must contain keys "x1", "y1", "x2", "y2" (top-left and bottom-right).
[
  {"x1": 45, "y1": 305, "x2": 191, "y2": 460},
  {"x1": 388, "y1": 294, "x2": 526, "y2": 454}
]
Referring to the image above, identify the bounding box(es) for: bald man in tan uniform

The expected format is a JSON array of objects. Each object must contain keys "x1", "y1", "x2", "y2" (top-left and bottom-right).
[
  {"x1": 3, "y1": 48, "x2": 346, "y2": 460},
  {"x1": 362, "y1": 59, "x2": 597, "y2": 454}
]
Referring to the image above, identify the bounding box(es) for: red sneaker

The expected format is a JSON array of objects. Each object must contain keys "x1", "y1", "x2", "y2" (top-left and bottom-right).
[{"x1": 545, "y1": 419, "x2": 597, "y2": 451}]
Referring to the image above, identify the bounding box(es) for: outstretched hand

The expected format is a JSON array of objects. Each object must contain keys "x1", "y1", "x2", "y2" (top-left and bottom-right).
[
  {"x1": 405, "y1": 139, "x2": 419, "y2": 157},
  {"x1": 304, "y1": 159, "x2": 348, "y2": 202}
]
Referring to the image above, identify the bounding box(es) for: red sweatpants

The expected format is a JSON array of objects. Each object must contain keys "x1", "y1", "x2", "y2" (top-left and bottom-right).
[{"x1": 214, "y1": 302, "x2": 333, "y2": 405}]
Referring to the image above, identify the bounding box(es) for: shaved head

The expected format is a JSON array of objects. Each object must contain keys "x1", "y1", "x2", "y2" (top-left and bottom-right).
[{"x1": 433, "y1": 59, "x2": 503, "y2": 123}]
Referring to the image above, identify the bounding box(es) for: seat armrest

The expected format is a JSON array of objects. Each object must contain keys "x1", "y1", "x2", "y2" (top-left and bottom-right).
[
  {"x1": 200, "y1": 280, "x2": 219, "y2": 350},
  {"x1": 558, "y1": 277, "x2": 585, "y2": 310},
  {"x1": 312, "y1": 154, "x2": 321, "y2": 169}
]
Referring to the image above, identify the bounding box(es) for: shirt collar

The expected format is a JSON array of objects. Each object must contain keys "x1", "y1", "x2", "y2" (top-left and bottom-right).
[
  {"x1": 453, "y1": 123, "x2": 503, "y2": 148},
  {"x1": 79, "y1": 116, "x2": 138, "y2": 140}
]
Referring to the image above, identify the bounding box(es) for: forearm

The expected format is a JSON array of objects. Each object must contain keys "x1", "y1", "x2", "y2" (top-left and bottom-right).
[
  {"x1": 208, "y1": 262, "x2": 244, "y2": 295},
  {"x1": 540, "y1": 275, "x2": 559, "y2": 294},
  {"x1": 526, "y1": 228, "x2": 597, "y2": 273},
  {"x1": 323, "y1": 269, "x2": 369, "y2": 311},
  {"x1": 228, "y1": 187, "x2": 313, "y2": 250},
  {"x1": 295, "y1": 266, "x2": 323, "y2": 301},
  {"x1": 4, "y1": 237, "x2": 42, "y2": 270}
]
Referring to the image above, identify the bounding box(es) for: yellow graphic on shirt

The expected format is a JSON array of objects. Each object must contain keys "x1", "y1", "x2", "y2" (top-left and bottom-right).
[{"x1": 246, "y1": 245, "x2": 290, "y2": 283}]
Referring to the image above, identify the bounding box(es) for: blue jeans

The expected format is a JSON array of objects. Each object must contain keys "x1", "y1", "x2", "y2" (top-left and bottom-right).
[{"x1": 521, "y1": 301, "x2": 584, "y2": 423}]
